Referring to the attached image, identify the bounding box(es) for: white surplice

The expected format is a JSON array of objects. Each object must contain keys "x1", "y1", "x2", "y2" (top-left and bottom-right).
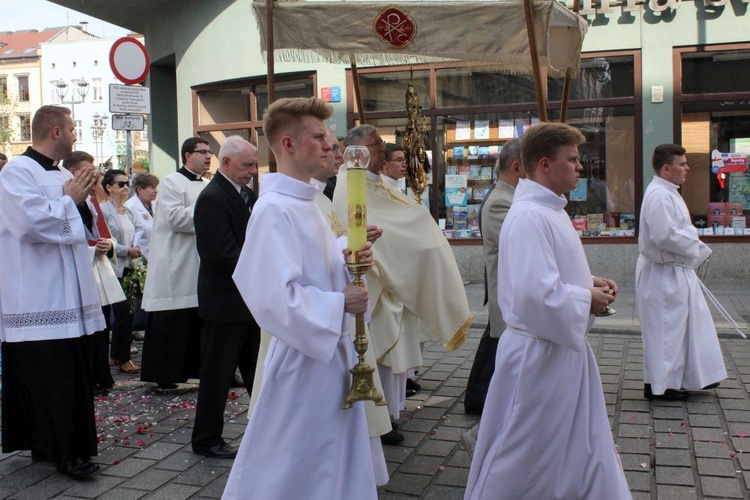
[
  {"x1": 141, "y1": 171, "x2": 206, "y2": 311},
  {"x1": 224, "y1": 173, "x2": 376, "y2": 500},
  {"x1": 124, "y1": 194, "x2": 154, "y2": 259},
  {"x1": 636, "y1": 176, "x2": 725, "y2": 394},
  {"x1": 0, "y1": 156, "x2": 105, "y2": 342},
  {"x1": 465, "y1": 179, "x2": 630, "y2": 500}
]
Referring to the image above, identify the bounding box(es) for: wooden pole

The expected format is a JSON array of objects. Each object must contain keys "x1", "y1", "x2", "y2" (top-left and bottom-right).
[
  {"x1": 350, "y1": 54, "x2": 366, "y2": 125},
  {"x1": 266, "y1": 0, "x2": 276, "y2": 172},
  {"x1": 523, "y1": 0, "x2": 548, "y2": 123},
  {"x1": 560, "y1": 0, "x2": 581, "y2": 123}
]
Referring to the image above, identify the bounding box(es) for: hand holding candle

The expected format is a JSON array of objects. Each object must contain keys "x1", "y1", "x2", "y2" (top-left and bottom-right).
[{"x1": 344, "y1": 145, "x2": 370, "y2": 259}]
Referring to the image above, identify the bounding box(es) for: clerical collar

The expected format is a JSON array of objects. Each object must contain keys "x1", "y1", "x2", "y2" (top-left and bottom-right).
[
  {"x1": 178, "y1": 166, "x2": 204, "y2": 181},
  {"x1": 22, "y1": 147, "x2": 60, "y2": 172}
]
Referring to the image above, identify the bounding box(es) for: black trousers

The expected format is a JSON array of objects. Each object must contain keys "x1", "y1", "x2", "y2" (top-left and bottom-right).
[
  {"x1": 192, "y1": 320, "x2": 260, "y2": 450},
  {"x1": 464, "y1": 323, "x2": 499, "y2": 414},
  {"x1": 141, "y1": 307, "x2": 202, "y2": 385},
  {"x1": 109, "y1": 270, "x2": 134, "y2": 363},
  {"x1": 88, "y1": 326, "x2": 115, "y2": 389},
  {"x1": 2, "y1": 338, "x2": 97, "y2": 462}
]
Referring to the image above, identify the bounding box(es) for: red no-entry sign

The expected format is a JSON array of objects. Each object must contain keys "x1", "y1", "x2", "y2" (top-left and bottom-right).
[{"x1": 109, "y1": 37, "x2": 150, "y2": 85}]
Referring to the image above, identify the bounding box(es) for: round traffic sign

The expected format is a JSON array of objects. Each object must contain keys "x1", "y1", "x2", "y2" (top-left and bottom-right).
[{"x1": 109, "y1": 37, "x2": 150, "y2": 85}]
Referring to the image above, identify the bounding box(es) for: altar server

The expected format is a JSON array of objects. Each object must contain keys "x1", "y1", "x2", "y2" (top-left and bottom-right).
[
  {"x1": 465, "y1": 122, "x2": 630, "y2": 500},
  {"x1": 223, "y1": 97, "x2": 377, "y2": 500},
  {"x1": 636, "y1": 144, "x2": 726, "y2": 400}
]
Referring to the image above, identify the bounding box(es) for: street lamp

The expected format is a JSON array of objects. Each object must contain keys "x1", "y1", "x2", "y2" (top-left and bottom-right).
[
  {"x1": 53, "y1": 78, "x2": 90, "y2": 149},
  {"x1": 90, "y1": 112, "x2": 108, "y2": 167}
]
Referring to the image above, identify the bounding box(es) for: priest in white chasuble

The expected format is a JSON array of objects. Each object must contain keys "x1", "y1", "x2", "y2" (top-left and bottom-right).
[
  {"x1": 0, "y1": 105, "x2": 105, "y2": 480},
  {"x1": 332, "y1": 125, "x2": 471, "y2": 422},
  {"x1": 465, "y1": 123, "x2": 630, "y2": 500},
  {"x1": 223, "y1": 97, "x2": 377, "y2": 500}
]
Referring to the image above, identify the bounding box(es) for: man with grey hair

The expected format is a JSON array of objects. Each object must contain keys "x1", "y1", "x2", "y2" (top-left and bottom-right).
[
  {"x1": 333, "y1": 125, "x2": 471, "y2": 432},
  {"x1": 464, "y1": 138, "x2": 523, "y2": 416},
  {"x1": 191, "y1": 135, "x2": 260, "y2": 458}
]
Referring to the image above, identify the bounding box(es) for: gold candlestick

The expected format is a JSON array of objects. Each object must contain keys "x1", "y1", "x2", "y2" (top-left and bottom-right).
[{"x1": 342, "y1": 145, "x2": 386, "y2": 409}]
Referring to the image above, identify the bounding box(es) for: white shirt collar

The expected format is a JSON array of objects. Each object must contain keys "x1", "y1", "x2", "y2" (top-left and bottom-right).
[{"x1": 217, "y1": 169, "x2": 243, "y2": 194}]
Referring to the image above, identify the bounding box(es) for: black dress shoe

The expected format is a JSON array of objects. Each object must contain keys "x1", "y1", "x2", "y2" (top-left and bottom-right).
[
  {"x1": 406, "y1": 388, "x2": 417, "y2": 398},
  {"x1": 644, "y1": 384, "x2": 690, "y2": 401},
  {"x1": 194, "y1": 443, "x2": 238, "y2": 459},
  {"x1": 406, "y1": 378, "x2": 421, "y2": 392},
  {"x1": 702, "y1": 382, "x2": 721, "y2": 390},
  {"x1": 380, "y1": 430, "x2": 405, "y2": 446},
  {"x1": 56, "y1": 457, "x2": 100, "y2": 480},
  {"x1": 92, "y1": 387, "x2": 109, "y2": 397}
]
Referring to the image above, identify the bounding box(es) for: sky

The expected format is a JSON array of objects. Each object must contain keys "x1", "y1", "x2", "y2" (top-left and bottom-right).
[{"x1": 1, "y1": 0, "x2": 130, "y2": 38}]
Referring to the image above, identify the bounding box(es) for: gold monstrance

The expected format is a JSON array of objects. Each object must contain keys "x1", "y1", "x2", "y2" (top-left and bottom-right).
[
  {"x1": 403, "y1": 80, "x2": 429, "y2": 205},
  {"x1": 342, "y1": 145, "x2": 387, "y2": 409}
]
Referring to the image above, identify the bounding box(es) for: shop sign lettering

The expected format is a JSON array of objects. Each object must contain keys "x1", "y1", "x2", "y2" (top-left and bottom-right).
[{"x1": 569, "y1": 0, "x2": 748, "y2": 17}]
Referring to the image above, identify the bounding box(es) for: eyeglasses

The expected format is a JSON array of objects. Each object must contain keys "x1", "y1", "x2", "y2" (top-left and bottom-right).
[
  {"x1": 192, "y1": 149, "x2": 214, "y2": 155},
  {"x1": 390, "y1": 157, "x2": 406, "y2": 163},
  {"x1": 114, "y1": 181, "x2": 129, "y2": 188},
  {"x1": 364, "y1": 139, "x2": 386, "y2": 149}
]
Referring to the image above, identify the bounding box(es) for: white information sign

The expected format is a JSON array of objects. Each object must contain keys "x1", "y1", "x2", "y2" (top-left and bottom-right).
[
  {"x1": 111, "y1": 114, "x2": 145, "y2": 131},
  {"x1": 109, "y1": 84, "x2": 151, "y2": 114}
]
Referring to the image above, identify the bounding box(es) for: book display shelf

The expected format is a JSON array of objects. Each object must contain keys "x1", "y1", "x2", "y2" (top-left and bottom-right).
[{"x1": 442, "y1": 119, "x2": 521, "y2": 239}]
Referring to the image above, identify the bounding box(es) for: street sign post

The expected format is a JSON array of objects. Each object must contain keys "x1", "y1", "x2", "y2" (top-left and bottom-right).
[
  {"x1": 111, "y1": 114, "x2": 145, "y2": 131},
  {"x1": 109, "y1": 37, "x2": 150, "y2": 178}
]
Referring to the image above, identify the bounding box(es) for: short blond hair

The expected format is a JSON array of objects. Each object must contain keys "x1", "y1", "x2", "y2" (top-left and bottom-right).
[
  {"x1": 521, "y1": 123, "x2": 584, "y2": 175},
  {"x1": 262, "y1": 97, "x2": 332, "y2": 151}
]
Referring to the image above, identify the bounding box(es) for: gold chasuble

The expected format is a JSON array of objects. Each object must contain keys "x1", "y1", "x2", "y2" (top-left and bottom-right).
[{"x1": 334, "y1": 169, "x2": 471, "y2": 361}]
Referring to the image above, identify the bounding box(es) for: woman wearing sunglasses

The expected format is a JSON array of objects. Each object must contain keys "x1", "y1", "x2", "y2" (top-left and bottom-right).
[{"x1": 101, "y1": 169, "x2": 141, "y2": 374}]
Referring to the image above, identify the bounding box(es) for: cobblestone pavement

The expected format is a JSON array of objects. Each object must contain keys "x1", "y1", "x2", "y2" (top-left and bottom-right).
[{"x1": 1, "y1": 284, "x2": 749, "y2": 499}]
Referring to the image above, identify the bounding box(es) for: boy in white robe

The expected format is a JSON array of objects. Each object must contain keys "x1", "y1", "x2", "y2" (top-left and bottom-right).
[
  {"x1": 465, "y1": 123, "x2": 630, "y2": 500},
  {"x1": 0, "y1": 106, "x2": 105, "y2": 480},
  {"x1": 636, "y1": 144, "x2": 726, "y2": 400},
  {"x1": 223, "y1": 97, "x2": 377, "y2": 500}
]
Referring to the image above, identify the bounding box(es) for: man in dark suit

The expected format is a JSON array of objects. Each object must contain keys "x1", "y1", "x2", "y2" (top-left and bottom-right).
[
  {"x1": 464, "y1": 138, "x2": 523, "y2": 416},
  {"x1": 192, "y1": 135, "x2": 261, "y2": 458}
]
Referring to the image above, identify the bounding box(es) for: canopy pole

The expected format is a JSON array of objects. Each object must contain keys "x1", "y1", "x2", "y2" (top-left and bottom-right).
[
  {"x1": 266, "y1": 0, "x2": 276, "y2": 172},
  {"x1": 560, "y1": 0, "x2": 581, "y2": 123},
  {"x1": 523, "y1": 0, "x2": 548, "y2": 123},
  {"x1": 350, "y1": 54, "x2": 366, "y2": 125}
]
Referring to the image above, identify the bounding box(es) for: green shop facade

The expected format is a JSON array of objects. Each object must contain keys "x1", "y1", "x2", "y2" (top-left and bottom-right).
[{"x1": 54, "y1": 0, "x2": 750, "y2": 286}]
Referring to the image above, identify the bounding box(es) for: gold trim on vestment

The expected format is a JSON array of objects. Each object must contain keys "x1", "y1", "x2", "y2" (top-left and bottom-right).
[{"x1": 444, "y1": 315, "x2": 472, "y2": 352}]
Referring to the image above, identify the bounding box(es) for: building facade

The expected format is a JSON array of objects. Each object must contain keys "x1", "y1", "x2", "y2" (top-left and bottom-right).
[
  {"x1": 0, "y1": 26, "x2": 94, "y2": 158},
  {"x1": 52, "y1": 0, "x2": 750, "y2": 286}
]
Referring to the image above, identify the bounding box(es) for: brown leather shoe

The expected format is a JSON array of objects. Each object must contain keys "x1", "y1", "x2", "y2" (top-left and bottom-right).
[{"x1": 119, "y1": 360, "x2": 140, "y2": 374}]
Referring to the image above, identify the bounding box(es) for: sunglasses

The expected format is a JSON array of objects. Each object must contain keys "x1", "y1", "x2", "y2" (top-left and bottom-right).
[{"x1": 113, "y1": 181, "x2": 130, "y2": 188}]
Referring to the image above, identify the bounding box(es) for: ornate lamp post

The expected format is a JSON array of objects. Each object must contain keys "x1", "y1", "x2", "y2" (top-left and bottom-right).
[
  {"x1": 53, "y1": 78, "x2": 90, "y2": 149},
  {"x1": 90, "y1": 112, "x2": 108, "y2": 167}
]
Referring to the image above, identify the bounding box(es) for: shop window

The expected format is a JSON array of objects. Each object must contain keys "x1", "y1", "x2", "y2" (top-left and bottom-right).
[
  {"x1": 565, "y1": 106, "x2": 637, "y2": 236},
  {"x1": 548, "y1": 55, "x2": 635, "y2": 101},
  {"x1": 436, "y1": 69, "x2": 536, "y2": 108},
  {"x1": 198, "y1": 86, "x2": 251, "y2": 126},
  {"x1": 358, "y1": 70, "x2": 430, "y2": 112},
  {"x1": 194, "y1": 72, "x2": 314, "y2": 178},
  {"x1": 255, "y1": 79, "x2": 315, "y2": 120},
  {"x1": 682, "y1": 51, "x2": 750, "y2": 95},
  {"x1": 678, "y1": 46, "x2": 750, "y2": 236}
]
